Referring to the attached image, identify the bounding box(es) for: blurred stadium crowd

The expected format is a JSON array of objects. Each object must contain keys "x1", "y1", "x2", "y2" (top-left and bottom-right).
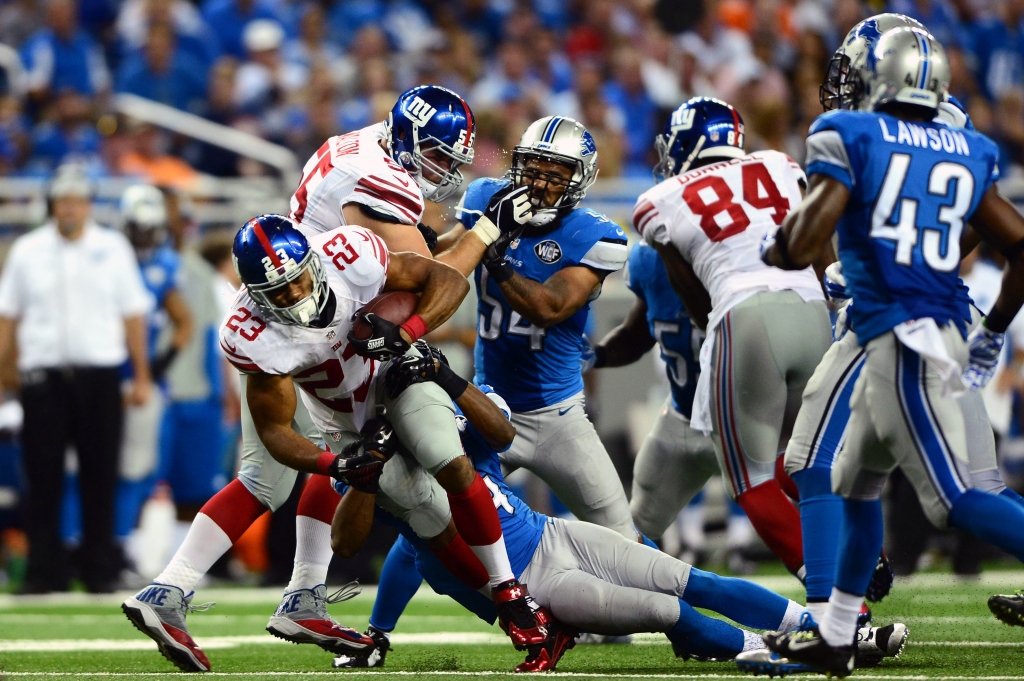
[{"x1": 2, "y1": 0, "x2": 1024, "y2": 590}]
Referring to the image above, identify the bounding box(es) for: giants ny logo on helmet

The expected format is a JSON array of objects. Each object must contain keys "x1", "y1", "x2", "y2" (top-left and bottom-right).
[
  {"x1": 404, "y1": 97, "x2": 437, "y2": 128},
  {"x1": 670, "y1": 108, "x2": 697, "y2": 131}
]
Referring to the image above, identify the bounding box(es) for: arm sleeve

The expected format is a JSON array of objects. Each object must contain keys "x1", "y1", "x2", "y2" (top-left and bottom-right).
[
  {"x1": 113, "y1": 235, "x2": 152, "y2": 317},
  {"x1": 0, "y1": 241, "x2": 24, "y2": 317}
]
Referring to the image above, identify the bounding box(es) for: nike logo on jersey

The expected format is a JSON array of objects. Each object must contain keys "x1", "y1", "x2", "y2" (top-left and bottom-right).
[{"x1": 558, "y1": 406, "x2": 573, "y2": 416}]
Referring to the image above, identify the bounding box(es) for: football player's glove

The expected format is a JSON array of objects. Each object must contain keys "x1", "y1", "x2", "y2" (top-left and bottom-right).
[
  {"x1": 348, "y1": 313, "x2": 411, "y2": 361},
  {"x1": 328, "y1": 418, "x2": 398, "y2": 493},
  {"x1": 759, "y1": 225, "x2": 780, "y2": 265},
  {"x1": 823, "y1": 262, "x2": 850, "y2": 303},
  {"x1": 480, "y1": 186, "x2": 532, "y2": 283},
  {"x1": 962, "y1": 323, "x2": 1004, "y2": 390},
  {"x1": 416, "y1": 222, "x2": 438, "y2": 252},
  {"x1": 385, "y1": 341, "x2": 468, "y2": 400}
]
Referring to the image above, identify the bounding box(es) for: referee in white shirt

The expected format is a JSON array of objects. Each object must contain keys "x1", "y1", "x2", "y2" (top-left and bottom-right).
[{"x1": 0, "y1": 165, "x2": 152, "y2": 593}]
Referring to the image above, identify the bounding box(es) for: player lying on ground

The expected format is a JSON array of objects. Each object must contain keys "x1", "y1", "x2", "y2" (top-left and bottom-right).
[
  {"x1": 122, "y1": 213, "x2": 546, "y2": 673},
  {"x1": 326, "y1": 348, "x2": 907, "y2": 671},
  {"x1": 759, "y1": 26, "x2": 1024, "y2": 677}
]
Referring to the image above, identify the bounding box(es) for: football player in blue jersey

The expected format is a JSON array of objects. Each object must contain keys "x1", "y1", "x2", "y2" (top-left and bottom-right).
[
  {"x1": 113, "y1": 185, "x2": 194, "y2": 546},
  {"x1": 585, "y1": 242, "x2": 715, "y2": 543},
  {"x1": 326, "y1": 348, "x2": 900, "y2": 671},
  {"x1": 443, "y1": 116, "x2": 636, "y2": 540},
  {"x1": 760, "y1": 27, "x2": 1024, "y2": 674}
]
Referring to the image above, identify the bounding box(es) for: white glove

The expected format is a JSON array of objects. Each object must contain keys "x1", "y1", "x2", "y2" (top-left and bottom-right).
[
  {"x1": 962, "y1": 323, "x2": 1004, "y2": 390},
  {"x1": 823, "y1": 262, "x2": 849, "y2": 303}
]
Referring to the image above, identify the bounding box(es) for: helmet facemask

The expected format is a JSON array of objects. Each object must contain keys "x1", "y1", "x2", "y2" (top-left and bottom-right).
[
  {"x1": 510, "y1": 148, "x2": 588, "y2": 227},
  {"x1": 239, "y1": 249, "x2": 329, "y2": 327},
  {"x1": 388, "y1": 113, "x2": 473, "y2": 203}
]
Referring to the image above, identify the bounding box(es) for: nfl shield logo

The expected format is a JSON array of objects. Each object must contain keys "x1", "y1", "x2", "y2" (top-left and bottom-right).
[
  {"x1": 326, "y1": 330, "x2": 336, "y2": 341},
  {"x1": 534, "y1": 240, "x2": 562, "y2": 264}
]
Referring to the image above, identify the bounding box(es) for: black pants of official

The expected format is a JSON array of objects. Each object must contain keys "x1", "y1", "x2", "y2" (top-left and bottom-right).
[{"x1": 21, "y1": 367, "x2": 123, "y2": 591}]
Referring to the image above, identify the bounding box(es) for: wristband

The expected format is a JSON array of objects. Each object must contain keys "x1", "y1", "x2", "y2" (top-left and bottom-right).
[
  {"x1": 593, "y1": 344, "x2": 608, "y2": 369},
  {"x1": 317, "y1": 451, "x2": 336, "y2": 476},
  {"x1": 400, "y1": 314, "x2": 429, "y2": 343},
  {"x1": 983, "y1": 308, "x2": 1013, "y2": 334},
  {"x1": 470, "y1": 215, "x2": 501, "y2": 246},
  {"x1": 434, "y1": 362, "x2": 469, "y2": 400},
  {"x1": 486, "y1": 259, "x2": 515, "y2": 284}
]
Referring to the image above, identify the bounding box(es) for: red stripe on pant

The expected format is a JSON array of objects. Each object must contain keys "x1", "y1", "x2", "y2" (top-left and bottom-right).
[
  {"x1": 199, "y1": 478, "x2": 268, "y2": 543},
  {"x1": 297, "y1": 474, "x2": 341, "y2": 524}
]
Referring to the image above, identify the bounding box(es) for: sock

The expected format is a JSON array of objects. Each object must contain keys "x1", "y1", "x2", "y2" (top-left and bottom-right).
[
  {"x1": 819, "y1": 588, "x2": 862, "y2": 647},
  {"x1": 430, "y1": 532, "x2": 490, "y2": 590},
  {"x1": 447, "y1": 475, "x2": 514, "y2": 587},
  {"x1": 805, "y1": 601, "x2": 828, "y2": 623},
  {"x1": 1001, "y1": 487, "x2": 1024, "y2": 508},
  {"x1": 666, "y1": 598, "x2": 745, "y2": 659},
  {"x1": 683, "y1": 568, "x2": 790, "y2": 630},
  {"x1": 743, "y1": 629, "x2": 767, "y2": 652},
  {"x1": 286, "y1": 475, "x2": 341, "y2": 593},
  {"x1": 154, "y1": 479, "x2": 266, "y2": 593},
  {"x1": 949, "y1": 489, "x2": 1024, "y2": 562},
  {"x1": 792, "y1": 468, "x2": 842, "y2": 602},
  {"x1": 170, "y1": 520, "x2": 192, "y2": 558},
  {"x1": 834, "y1": 499, "x2": 884, "y2": 596},
  {"x1": 775, "y1": 454, "x2": 800, "y2": 502},
  {"x1": 370, "y1": 537, "x2": 423, "y2": 632},
  {"x1": 736, "y1": 480, "x2": 804, "y2": 574},
  {"x1": 780, "y1": 600, "x2": 807, "y2": 632}
]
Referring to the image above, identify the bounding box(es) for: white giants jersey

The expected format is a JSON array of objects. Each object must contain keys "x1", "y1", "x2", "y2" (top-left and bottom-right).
[
  {"x1": 220, "y1": 226, "x2": 390, "y2": 433},
  {"x1": 633, "y1": 150, "x2": 823, "y2": 326},
  {"x1": 289, "y1": 123, "x2": 426, "y2": 234}
]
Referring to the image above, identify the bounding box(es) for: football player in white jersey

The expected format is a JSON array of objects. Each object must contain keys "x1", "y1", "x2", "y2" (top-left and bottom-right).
[{"x1": 634, "y1": 97, "x2": 832, "y2": 581}]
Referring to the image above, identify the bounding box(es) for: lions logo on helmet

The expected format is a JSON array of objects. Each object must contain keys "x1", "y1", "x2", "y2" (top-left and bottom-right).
[
  {"x1": 849, "y1": 26, "x2": 950, "y2": 113},
  {"x1": 232, "y1": 214, "x2": 329, "y2": 327}
]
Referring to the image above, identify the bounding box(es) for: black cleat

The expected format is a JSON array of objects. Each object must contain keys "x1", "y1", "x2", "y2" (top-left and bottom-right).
[
  {"x1": 332, "y1": 626, "x2": 391, "y2": 668},
  {"x1": 764, "y1": 626, "x2": 854, "y2": 678},
  {"x1": 854, "y1": 623, "x2": 908, "y2": 667},
  {"x1": 865, "y1": 551, "x2": 894, "y2": 603},
  {"x1": 988, "y1": 592, "x2": 1024, "y2": 627}
]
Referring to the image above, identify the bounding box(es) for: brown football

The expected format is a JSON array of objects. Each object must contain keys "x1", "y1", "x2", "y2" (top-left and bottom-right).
[{"x1": 350, "y1": 291, "x2": 420, "y2": 340}]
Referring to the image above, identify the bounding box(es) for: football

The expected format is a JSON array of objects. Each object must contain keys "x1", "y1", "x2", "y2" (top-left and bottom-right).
[{"x1": 350, "y1": 291, "x2": 419, "y2": 340}]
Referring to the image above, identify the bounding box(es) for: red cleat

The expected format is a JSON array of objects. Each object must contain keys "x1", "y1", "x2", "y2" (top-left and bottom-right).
[
  {"x1": 493, "y1": 579, "x2": 549, "y2": 649},
  {"x1": 514, "y1": 610, "x2": 578, "y2": 673}
]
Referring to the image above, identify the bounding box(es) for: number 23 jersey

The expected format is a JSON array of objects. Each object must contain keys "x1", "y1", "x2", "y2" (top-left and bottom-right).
[
  {"x1": 219, "y1": 225, "x2": 390, "y2": 433},
  {"x1": 635, "y1": 150, "x2": 822, "y2": 323},
  {"x1": 458, "y1": 177, "x2": 628, "y2": 412},
  {"x1": 804, "y1": 110, "x2": 999, "y2": 343}
]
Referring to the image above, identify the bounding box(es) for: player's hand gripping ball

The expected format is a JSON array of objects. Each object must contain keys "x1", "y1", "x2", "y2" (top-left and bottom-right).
[{"x1": 348, "y1": 291, "x2": 419, "y2": 361}]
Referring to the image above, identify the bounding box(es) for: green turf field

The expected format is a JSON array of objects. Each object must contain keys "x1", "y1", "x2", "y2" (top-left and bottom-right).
[{"x1": 1, "y1": 571, "x2": 1022, "y2": 680}]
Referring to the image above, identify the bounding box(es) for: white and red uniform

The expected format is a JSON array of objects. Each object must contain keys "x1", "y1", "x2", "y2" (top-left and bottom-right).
[
  {"x1": 220, "y1": 226, "x2": 390, "y2": 435},
  {"x1": 633, "y1": 150, "x2": 831, "y2": 575},
  {"x1": 290, "y1": 123, "x2": 426, "y2": 234}
]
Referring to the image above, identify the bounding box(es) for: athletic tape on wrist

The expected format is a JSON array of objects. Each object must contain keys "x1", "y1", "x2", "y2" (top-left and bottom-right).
[{"x1": 471, "y1": 216, "x2": 501, "y2": 246}]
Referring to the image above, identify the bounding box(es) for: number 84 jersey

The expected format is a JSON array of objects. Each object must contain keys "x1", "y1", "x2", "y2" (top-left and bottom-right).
[{"x1": 635, "y1": 150, "x2": 822, "y2": 326}]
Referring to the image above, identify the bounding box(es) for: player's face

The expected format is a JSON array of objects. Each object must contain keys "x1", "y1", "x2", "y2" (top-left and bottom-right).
[
  {"x1": 420, "y1": 146, "x2": 456, "y2": 184},
  {"x1": 266, "y1": 270, "x2": 314, "y2": 308},
  {"x1": 520, "y1": 158, "x2": 574, "y2": 209}
]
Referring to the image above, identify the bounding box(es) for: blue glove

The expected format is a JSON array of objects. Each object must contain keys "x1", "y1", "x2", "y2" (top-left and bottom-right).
[
  {"x1": 822, "y1": 262, "x2": 850, "y2": 303},
  {"x1": 962, "y1": 323, "x2": 1004, "y2": 390},
  {"x1": 759, "y1": 225, "x2": 779, "y2": 266}
]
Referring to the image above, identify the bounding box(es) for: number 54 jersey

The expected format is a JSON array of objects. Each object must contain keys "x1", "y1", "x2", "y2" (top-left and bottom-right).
[
  {"x1": 634, "y1": 150, "x2": 822, "y2": 327},
  {"x1": 804, "y1": 110, "x2": 1000, "y2": 343},
  {"x1": 219, "y1": 225, "x2": 391, "y2": 434}
]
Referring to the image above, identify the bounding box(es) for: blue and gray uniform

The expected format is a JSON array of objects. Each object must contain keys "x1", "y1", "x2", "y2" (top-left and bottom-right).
[
  {"x1": 625, "y1": 243, "x2": 717, "y2": 538},
  {"x1": 458, "y1": 177, "x2": 635, "y2": 539}
]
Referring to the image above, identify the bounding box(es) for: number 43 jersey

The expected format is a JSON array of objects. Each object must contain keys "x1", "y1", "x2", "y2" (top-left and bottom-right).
[
  {"x1": 634, "y1": 150, "x2": 823, "y2": 329},
  {"x1": 805, "y1": 110, "x2": 1000, "y2": 343},
  {"x1": 458, "y1": 177, "x2": 628, "y2": 412},
  {"x1": 219, "y1": 225, "x2": 390, "y2": 433}
]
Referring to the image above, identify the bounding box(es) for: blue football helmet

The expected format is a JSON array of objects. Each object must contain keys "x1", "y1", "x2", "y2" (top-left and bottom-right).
[
  {"x1": 385, "y1": 85, "x2": 475, "y2": 202},
  {"x1": 232, "y1": 214, "x2": 328, "y2": 326},
  {"x1": 653, "y1": 97, "x2": 746, "y2": 182}
]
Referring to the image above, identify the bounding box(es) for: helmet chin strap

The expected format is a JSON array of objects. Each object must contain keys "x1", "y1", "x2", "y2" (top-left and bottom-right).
[{"x1": 677, "y1": 135, "x2": 706, "y2": 175}]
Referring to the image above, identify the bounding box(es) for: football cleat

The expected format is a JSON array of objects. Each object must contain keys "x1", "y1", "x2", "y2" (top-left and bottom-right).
[
  {"x1": 493, "y1": 579, "x2": 549, "y2": 649},
  {"x1": 764, "y1": 625, "x2": 855, "y2": 678},
  {"x1": 266, "y1": 584, "x2": 374, "y2": 653},
  {"x1": 735, "y1": 649, "x2": 815, "y2": 677},
  {"x1": 332, "y1": 626, "x2": 391, "y2": 668},
  {"x1": 857, "y1": 603, "x2": 873, "y2": 626},
  {"x1": 865, "y1": 552, "x2": 894, "y2": 603},
  {"x1": 514, "y1": 614, "x2": 578, "y2": 673},
  {"x1": 854, "y1": 622, "x2": 909, "y2": 668},
  {"x1": 121, "y1": 583, "x2": 213, "y2": 672},
  {"x1": 988, "y1": 592, "x2": 1024, "y2": 627}
]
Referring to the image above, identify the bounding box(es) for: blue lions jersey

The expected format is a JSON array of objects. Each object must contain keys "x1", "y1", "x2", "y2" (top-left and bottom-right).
[
  {"x1": 138, "y1": 246, "x2": 182, "y2": 355},
  {"x1": 625, "y1": 243, "x2": 702, "y2": 419},
  {"x1": 805, "y1": 110, "x2": 1000, "y2": 343},
  {"x1": 459, "y1": 178, "x2": 628, "y2": 412}
]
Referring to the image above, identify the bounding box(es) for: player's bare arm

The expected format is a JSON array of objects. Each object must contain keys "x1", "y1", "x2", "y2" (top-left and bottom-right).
[
  {"x1": 454, "y1": 382, "x2": 516, "y2": 451},
  {"x1": 164, "y1": 289, "x2": 193, "y2": 352},
  {"x1": 383, "y1": 252, "x2": 470, "y2": 341},
  {"x1": 124, "y1": 314, "x2": 153, "y2": 405},
  {"x1": 246, "y1": 371, "x2": 326, "y2": 474},
  {"x1": 592, "y1": 297, "x2": 656, "y2": 367},
  {"x1": 343, "y1": 203, "x2": 431, "y2": 257},
  {"x1": 331, "y1": 485, "x2": 376, "y2": 558},
  {"x1": 496, "y1": 265, "x2": 604, "y2": 329},
  {"x1": 966, "y1": 186, "x2": 1024, "y2": 332},
  {"x1": 652, "y1": 243, "x2": 712, "y2": 330},
  {"x1": 763, "y1": 174, "x2": 850, "y2": 271}
]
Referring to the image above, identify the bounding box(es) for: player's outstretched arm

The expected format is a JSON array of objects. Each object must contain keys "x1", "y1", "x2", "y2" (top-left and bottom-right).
[
  {"x1": 455, "y1": 382, "x2": 516, "y2": 451},
  {"x1": 497, "y1": 265, "x2": 604, "y2": 329},
  {"x1": 652, "y1": 243, "x2": 711, "y2": 330},
  {"x1": 968, "y1": 186, "x2": 1024, "y2": 332},
  {"x1": 592, "y1": 297, "x2": 656, "y2": 368},
  {"x1": 247, "y1": 371, "x2": 328, "y2": 474},
  {"x1": 763, "y1": 174, "x2": 849, "y2": 271},
  {"x1": 331, "y1": 486, "x2": 377, "y2": 558},
  {"x1": 434, "y1": 224, "x2": 492, "y2": 278},
  {"x1": 385, "y1": 252, "x2": 471, "y2": 339}
]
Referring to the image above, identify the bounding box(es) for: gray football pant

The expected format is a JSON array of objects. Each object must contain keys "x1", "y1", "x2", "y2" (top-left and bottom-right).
[
  {"x1": 631, "y1": 396, "x2": 718, "y2": 538},
  {"x1": 709, "y1": 291, "x2": 831, "y2": 498},
  {"x1": 501, "y1": 392, "x2": 636, "y2": 539},
  {"x1": 520, "y1": 518, "x2": 691, "y2": 635}
]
